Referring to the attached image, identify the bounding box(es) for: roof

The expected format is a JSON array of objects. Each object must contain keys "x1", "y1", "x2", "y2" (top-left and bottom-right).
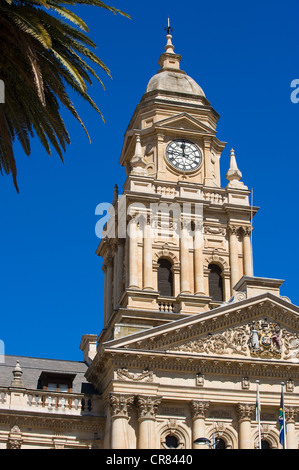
[{"x1": 0, "y1": 355, "x2": 97, "y2": 394}]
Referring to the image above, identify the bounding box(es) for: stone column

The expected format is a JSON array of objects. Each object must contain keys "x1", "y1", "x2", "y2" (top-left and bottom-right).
[
  {"x1": 190, "y1": 401, "x2": 210, "y2": 449},
  {"x1": 194, "y1": 221, "x2": 205, "y2": 295},
  {"x1": 113, "y1": 243, "x2": 118, "y2": 309},
  {"x1": 285, "y1": 407, "x2": 299, "y2": 449},
  {"x1": 109, "y1": 393, "x2": 134, "y2": 449},
  {"x1": 143, "y1": 222, "x2": 153, "y2": 290},
  {"x1": 104, "y1": 253, "x2": 113, "y2": 323},
  {"x1": 128, "y1": 218, "x2": 139, "y2": 289},
  {"x1": 203, "y1": 138, "x2": 213, "y2": 187},
  {"x1": 137, "y1": 395, "x2": 162, "y2": 449},
  {"x1": 228, "y1": 225, "x2": 239, "y2": 295},
  {"x1": 236, "y1": 403, "x2": 255, "y2": 449},
  {"x1": 242, "y1": 227, "x2": 253, "y2": 276},
  {"x1": 223, "y1": 271, "x2": 231, "y2": 302},
  {"x1": 116, "y1": 239, "x2": 125, "y2": 302},
  {"x1": 180, "y1": 221, "x2": 191, "y2": 294}
]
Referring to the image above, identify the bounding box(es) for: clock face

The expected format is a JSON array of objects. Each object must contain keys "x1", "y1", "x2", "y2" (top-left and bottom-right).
[{"x1": 166, "y1": 139, "x2": 202, "y2": 172}]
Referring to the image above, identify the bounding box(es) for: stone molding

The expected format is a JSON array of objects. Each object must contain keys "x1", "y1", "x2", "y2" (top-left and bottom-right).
[{"x1": 0, "y1": 412, "x2": 104, "y2": 434}]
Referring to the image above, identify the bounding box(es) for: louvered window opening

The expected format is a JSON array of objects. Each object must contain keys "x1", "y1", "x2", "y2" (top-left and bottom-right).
[
  {"x1": 158, "y1": 258, "x2": 173, "y2": 297},
  {"x1": 208, "y1": 263, "x2": 223, "y2": 302}
]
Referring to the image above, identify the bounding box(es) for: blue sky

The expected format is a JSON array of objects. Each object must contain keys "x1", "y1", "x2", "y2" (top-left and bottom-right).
[{"x1": 0, "y1": 0, "x2": 298, "y2": 361}]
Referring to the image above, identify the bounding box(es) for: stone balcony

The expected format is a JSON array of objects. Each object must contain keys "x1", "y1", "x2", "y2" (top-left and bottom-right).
[{"x1": 0, "y1": 387, "x2": 101, "y2": 417}]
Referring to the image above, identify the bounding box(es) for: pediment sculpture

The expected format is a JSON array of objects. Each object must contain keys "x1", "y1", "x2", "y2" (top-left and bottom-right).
[{"x1": 168, "y1": 318, "x2": 299, "y2": 361}]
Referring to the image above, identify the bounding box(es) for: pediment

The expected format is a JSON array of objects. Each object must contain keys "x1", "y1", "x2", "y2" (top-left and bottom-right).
[
  {"x1": 153, "y1": 113, "x2": 216, "y2": 136},
  {"x1": 104, "y1": 293, "x2": 299, "y2": 365}
]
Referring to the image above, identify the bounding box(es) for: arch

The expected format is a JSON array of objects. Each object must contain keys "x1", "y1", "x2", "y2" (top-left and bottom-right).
[
  {"x1": 157, "y1": 258, "x2": 173, "y2": 297},
  {"x1": 215, "y1": 438, "x2": 226, "y2": 449},
  {"x1": 154, "y1": 248, "x2": 179, "y2": 267},
  {"x1": 253, "y1": 427, "x2": 279, "y2": 449},
  {"x1": 208, "y1": 263, "x2": 224, "y2": 302},
  {"x1": 261, "y1": 439, "x2": 271, "y2": 449},
  {"x1": 204, "y1": 254, "x2": 228, "y2": 271},
  {"x1": 207, "y1": 424, "x2": 238, "y2": 450},
  {"x1": 158, "y1": 420, "x2": 191, "y2": 449}
]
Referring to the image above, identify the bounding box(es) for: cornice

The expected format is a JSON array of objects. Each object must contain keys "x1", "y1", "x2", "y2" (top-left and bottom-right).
[
  {"x1": 88, "y1": 347, "x2": 299, "y2": 384},
  {"x1": 0, "y1": 410, "x2": 105, "y2": 433}
]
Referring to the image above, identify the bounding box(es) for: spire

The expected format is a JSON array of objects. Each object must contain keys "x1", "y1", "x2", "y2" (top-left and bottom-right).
[
  {"x1": 164, "y1": 18, "x2": 174, "y2": 54},
  {"x1": 130, "y1": 134, "x2": 147, "y2": 175},
  {"x1": 158, "y1": 19, "x2": 183, "y2": 73},
  {"x1": 112, "y1": 184, "x2": 119, "y2": 206},
  {"x1": 226, "y1": 148, "x2": 247, "y2": 189}
]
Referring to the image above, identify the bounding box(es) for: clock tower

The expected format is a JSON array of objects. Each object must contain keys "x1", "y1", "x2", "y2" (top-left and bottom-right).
[{"x1": 97, "y1": 29, "x2": 257, "y2": 342}]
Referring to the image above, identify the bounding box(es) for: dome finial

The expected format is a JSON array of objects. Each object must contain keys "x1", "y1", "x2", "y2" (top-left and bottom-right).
[
  {"x1": 164, "y1": 18, "x2": 174, "y2": 54},
  {"x1": 159, "y1": 19, "x2": 181, "y2": 71}
]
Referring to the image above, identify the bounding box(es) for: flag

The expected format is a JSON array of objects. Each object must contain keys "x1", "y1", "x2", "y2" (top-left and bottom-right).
[{"x1": 279, "y1": 384, "x2": 287, "y2": 447}]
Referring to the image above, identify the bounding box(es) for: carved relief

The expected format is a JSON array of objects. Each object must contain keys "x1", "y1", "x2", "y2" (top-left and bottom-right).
[
  {"x1": 109, "y1": 393, "x2": 134, "y2": 419},
  {"x1": 190, "y1": 400, "x2": 210, "y2": 419},
  {"x1": 116, "y1": 368, "x2": 153, "y2": 382},
  {"x1": 283, "y1": 331, "x2": 299, "y2": 360},
  {"x1": 248, "y1": 320, "x2": 282, "y2": 358},
  {"x1": 167, "y1": 318, "x2": 299, "y2": 361},
  {"x1": 169, "y1": 326, "x2": 248, "y2": 356},
  {"x1": 196, "y1": 372, "x2": 204, "y2": 387},
  {"x1": 236, "y1": 403, "x2": 255, "y2": 421},
  {"x1": 137, "y1": 396, "x2": 162, "y2": 419}
]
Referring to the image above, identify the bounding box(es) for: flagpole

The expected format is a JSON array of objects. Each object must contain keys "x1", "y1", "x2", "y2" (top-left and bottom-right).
[
  {"x1": 281, "y1": 382, "x2": 287, "y2": 449},
  {"x1": 256, "y1": 380, "x2": 261, "y2": 449}
]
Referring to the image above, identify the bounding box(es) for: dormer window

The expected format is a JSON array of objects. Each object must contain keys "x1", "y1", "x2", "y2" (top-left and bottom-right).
[{"x1": 39, "y1": 372, "x2": 75, "y2": 393}]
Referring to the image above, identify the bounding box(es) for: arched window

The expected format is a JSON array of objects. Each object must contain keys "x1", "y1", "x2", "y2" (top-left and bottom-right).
[
  {"x1": 215, "y1": 438, "x2": 226, "y2": 449},
  {"x1": 261, "y1": 440, "x2": 271, "y2": 449},
  {"x1": 165, "y1": 435, "x2": 179, "y2": 449},
  {"x1": 158, "y1": 258, "x2": 173, "y2": 297},
  {"x1": 208, "y1": 264, "x2": 223, "y2": 302}
]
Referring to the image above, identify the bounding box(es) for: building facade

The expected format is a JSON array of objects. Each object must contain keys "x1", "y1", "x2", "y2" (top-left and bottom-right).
[{"x1": 1, "y1": 31, "x2": 299, "y2": 450}]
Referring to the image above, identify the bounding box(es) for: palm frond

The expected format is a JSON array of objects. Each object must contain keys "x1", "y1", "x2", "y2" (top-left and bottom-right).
[{"x1": 0, "y1": 0, "x2": 130, "y2": 191}]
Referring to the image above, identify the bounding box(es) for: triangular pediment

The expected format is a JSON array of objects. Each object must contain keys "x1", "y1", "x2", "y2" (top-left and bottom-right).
[
  {"x1": 153, "y1": 112, "x2": 216, "y2": 136},
  {"x1": 103, "y1": 293, "x2": 299, "y2": 365}
]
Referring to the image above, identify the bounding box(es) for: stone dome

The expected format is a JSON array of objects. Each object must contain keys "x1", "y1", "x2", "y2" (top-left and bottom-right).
[
  {"x1": 146, "y1": 70, "x2": 205, "y2": 97},
  {"x1": 145, "y1": 30, "x2": 205, "y2": 98}
]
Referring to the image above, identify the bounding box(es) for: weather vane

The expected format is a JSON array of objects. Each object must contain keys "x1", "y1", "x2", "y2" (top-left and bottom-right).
[{"x1": 164, "y1": 17, "x2": 173, "y2": 35}]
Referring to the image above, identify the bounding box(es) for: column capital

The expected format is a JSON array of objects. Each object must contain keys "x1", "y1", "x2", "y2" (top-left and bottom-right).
[
  {"x1": 137, "y1": 395, "x2": 162, "y2": 420},
  {"x1": 285, "y1": 406, "x2": 299, "y2": 423},
  {"x1": 227, "y1": 225, "x2": 240, "y2": 236},
  {"x1": 190, "y1": 400, "x2": 210, "y2": 419},
  {"x1": 109, "y1": 393, "x2": 135, "y2": 420},
  {"x1": 236, "y1": 403, "x2": 255, "y2": 421},
  {"x1": 242, "y1": 225, "x2": 252, "y2": 237}
]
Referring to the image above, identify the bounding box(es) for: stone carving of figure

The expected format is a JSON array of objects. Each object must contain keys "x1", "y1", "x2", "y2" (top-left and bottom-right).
[
  {"x1": 271, "y1": 325, "x2": 282, "y2": 352},
  {"x1": 249, "y1": 324, "x2": 260, "y2": 350}
]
